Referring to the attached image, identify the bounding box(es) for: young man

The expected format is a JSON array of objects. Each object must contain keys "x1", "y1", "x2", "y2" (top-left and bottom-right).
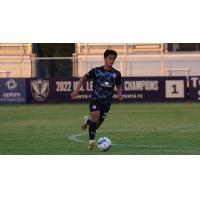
[{"x1": 71, "y1": 49, "x2": 123, "y2": 150}]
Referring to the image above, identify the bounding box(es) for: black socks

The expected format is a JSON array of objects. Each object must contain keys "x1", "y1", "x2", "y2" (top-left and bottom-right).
[{"x1": 88, "y1": 121, "x2": 97, "y2": 140}]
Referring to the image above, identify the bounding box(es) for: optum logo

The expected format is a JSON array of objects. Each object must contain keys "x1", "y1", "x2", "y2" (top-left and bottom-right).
[{"x1": 5, "y1": 79, "x2": 18, "y2": 90}]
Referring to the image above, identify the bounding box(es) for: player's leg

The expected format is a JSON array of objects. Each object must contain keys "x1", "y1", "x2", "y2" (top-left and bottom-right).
[
  {"x1": 96, "y1": 105, "x2": 110, "y2": 129},
  {"x1": 89, "y1": 110, "x2": 100, "y2": 139},
  {"x1": 81, "y1": 101, "x2": 100, "y2": 130},
  {"x1": 87, "y1": 111, "x2": 100, "y2": 150},
  {"x1": 87, "y1": 101, "x2": 101, "y2": 150},
  {"x1": 81, "y1": 115, "x2": 90, "y2": 130},
  {"x1": 87, "y1": 105, "x2": 110, "y2": 150}
]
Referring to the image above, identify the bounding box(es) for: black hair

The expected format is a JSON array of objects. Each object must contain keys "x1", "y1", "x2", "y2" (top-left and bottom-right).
[{"x1": 104, "y1": 49, "x2": 117, "y2": 59}]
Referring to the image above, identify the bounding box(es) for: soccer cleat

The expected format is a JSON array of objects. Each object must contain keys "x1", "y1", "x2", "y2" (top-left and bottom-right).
[
  {"x1": 81, "y1": 115, "x2": 90, "y2": 130},
  {"x1": 88, "y1": 140, "x2": 96, "y2": 150}
]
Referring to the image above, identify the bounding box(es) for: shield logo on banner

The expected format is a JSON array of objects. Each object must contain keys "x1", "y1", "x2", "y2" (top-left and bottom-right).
[{"x1": 31, "y1": 79, "x2": 49, "y2": 102}]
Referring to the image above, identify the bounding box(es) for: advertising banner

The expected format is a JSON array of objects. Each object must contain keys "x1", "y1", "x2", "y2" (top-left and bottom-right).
[
  {"x1": 189, "y1": 76, "x2": 200, "y2": 101},
  {"x1": 26, "y1": 77, "x2": 187, "y2": 103},
  {"x1": 0, "y1": 78, "x2": 26, "y2": 104},
  {"x1": 122, "y1": 77, "x2": 187, "y2": 102}
]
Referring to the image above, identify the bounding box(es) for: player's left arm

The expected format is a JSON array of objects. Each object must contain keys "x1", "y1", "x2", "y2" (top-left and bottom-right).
[
  {"x1": 116, "y1": 84, "x2": 123, "y2": 101},
  {"x1": 115, "y1": 71, "x2": 123, "y2": 101}
]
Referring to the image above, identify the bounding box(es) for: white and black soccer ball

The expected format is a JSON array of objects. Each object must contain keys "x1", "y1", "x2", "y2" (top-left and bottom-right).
[{"x1": 97, "y1": 137, "x2": 112, "y2": 152}]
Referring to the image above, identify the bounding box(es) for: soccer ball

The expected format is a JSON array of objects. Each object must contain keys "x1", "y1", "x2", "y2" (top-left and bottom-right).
[{"x1": 97, "y1": 137, "x2": 112, "y2": 152}]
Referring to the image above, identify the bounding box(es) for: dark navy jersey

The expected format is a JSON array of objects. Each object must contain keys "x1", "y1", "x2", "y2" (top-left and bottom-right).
[{"x1": 85, "y1": 66, "x2": 122, "y2": 105}]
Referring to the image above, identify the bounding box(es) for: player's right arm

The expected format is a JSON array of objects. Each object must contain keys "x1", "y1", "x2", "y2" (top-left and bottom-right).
[
  {"x1": 70, "y1": 75, "x2": 87, "y2": 99},
  {"x1": 71, "y1": 68, "x2": 96, "y2": 100}
]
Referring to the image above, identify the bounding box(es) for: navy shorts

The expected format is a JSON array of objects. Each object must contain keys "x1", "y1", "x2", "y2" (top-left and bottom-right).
[{"x1": 89, "y1": 100, "x2": 111, "y2": 124}]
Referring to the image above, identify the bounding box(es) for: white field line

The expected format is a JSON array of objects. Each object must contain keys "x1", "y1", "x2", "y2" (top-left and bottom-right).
[
  {"x1": 68, "y1": 133, "x2": 87, "y2": 143},
  {"x1": 68, "y1": 130, "x2": 200, "y2": 150}
]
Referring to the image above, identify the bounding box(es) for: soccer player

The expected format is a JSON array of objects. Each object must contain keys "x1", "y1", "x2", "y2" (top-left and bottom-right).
[{"x1": 71, "y1": 49, "x2": 123, "y2": 150}]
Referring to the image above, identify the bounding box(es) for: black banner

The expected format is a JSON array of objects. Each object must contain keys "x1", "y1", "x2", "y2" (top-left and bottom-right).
[
  {"x1": 26, "y1": 77, "x2": 187, "y2": 103},
  {"x1": 122, "y1": 77, "x2": 187, "y2": 102}
]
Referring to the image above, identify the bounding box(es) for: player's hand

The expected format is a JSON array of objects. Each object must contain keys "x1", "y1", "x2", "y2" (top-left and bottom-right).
[
  {"x1": 70, "y1": 91, "x2": 78, "y2": 100},
  {"x1": 118, "y1": 95, "x2": 124, "y2": 101}
]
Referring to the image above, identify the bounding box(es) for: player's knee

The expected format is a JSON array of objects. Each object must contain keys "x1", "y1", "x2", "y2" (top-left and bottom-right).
[
  {"x1": 92, "y1": 119, "x2": 99, "y2": 125},
  {"x1": 91, "y1": 115, "x2": 100, "y2": 124}
]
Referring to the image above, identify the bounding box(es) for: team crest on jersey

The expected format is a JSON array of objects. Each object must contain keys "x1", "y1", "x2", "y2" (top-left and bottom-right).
[
  {"x1": 31, "y1": 79, "x2": 49, "y2": 102},
  {"x1": 113, "y1": 73, "x2": 117, "y2": 78}
]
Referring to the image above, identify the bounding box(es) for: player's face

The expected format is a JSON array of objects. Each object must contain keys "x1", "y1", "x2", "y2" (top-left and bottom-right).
[{"x1": 104, "y1": 54, "x2": 116, "y2": 68}]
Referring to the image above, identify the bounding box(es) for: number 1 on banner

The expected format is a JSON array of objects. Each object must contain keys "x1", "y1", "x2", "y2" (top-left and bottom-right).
[
  {"x1": 172, "y1": 84, "x2": 178, "y2": 94},
  {"x1": 165, "y1": 80, "x2": 185, "y2": 98}
]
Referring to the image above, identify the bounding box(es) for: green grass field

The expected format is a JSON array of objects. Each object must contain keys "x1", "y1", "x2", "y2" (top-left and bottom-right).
[{"x1": 0, "y1": 102, "x2": 200, "y2": 154}]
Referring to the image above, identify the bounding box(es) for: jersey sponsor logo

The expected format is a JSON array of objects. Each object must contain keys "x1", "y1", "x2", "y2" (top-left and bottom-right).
[
  {"x1": 100, "y1": 81, "x2": 112, "y2": 88},
  {"x1": 31, "y1": 79, "x2": 49, "y2": 102}
]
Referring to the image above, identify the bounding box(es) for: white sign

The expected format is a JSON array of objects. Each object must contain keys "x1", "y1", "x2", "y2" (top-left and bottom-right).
[{"x1": 165, "y1": 80, "x2": 184, "y2": 98}]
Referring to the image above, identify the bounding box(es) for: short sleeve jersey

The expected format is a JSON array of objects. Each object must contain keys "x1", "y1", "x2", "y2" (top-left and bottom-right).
[{"x1": 85, "y1": 66, "x2": 122, "y2": 105}]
